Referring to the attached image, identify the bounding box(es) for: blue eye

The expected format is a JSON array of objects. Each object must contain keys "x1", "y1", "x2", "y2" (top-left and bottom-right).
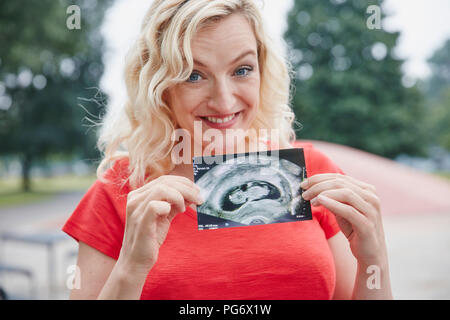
[
  {"x1": 187, "y1": 72, "x2": 202, "y2": 82},
  {"x1": 235, "y1": 66, "x2": 253, "y2": 77}
]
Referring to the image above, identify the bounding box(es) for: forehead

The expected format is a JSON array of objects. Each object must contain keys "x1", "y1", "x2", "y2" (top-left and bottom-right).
[{"x1": 191, "y1": 14, "x2": 257, "y2": 62}]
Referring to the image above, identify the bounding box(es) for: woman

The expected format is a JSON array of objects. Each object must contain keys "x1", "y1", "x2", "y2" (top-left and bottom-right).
[{"x1": 63, "y1": 0, "x2": 392, "y2": 299}]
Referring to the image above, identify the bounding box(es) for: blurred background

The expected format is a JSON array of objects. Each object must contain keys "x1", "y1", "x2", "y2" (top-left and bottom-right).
[{"x1": 0, "y1": 0, "x2": 449, "y2": 299}]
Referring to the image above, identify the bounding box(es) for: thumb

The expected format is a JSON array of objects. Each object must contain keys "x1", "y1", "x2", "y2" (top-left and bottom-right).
[{"x1": 335, "y1": 215, "x2": 354, "y2": 239}]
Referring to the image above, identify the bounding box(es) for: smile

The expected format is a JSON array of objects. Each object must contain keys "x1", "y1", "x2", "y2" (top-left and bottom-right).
[
  {"x1": 206, "y1": 114, "x2": 236, "y2": 124},
  {"x1": 199, "y1": 112, "x2": 241, "y2": 128}
]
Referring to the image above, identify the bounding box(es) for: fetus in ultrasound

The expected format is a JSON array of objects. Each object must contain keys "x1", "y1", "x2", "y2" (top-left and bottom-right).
[{"x1": 195, "y1": 153, "x2": 307, "y2": 226}]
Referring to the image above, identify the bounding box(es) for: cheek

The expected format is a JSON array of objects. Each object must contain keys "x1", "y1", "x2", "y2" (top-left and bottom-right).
[
  {"x1": 240, "y1": 80, "x2": 260, "y2": 118},
  {"x1": 172, "y1": 89, "x2": 203, "y2": 125}
]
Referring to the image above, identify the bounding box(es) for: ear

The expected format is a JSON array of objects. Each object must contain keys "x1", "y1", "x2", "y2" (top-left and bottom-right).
[{"x1": 162, "y1": 89, "x2": 170, "y2": 105}]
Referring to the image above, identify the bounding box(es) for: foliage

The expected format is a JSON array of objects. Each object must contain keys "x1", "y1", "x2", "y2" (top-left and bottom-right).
[
  {"x1": 0, "y1": 174, "x2": 96, "y2": 207},
  {"x1": 0, "y1": 0, "x2": 113, "y2": 190},
  {"x1": 424, "y1": 39, "x2": 450, "y2": 152},
  {"x1": 284, "y1": 0, "x2": 428, "y2": 158},
  {"x1": 425, "y1": 39, "x2": 450, "y2": 101},
  {"x1": 426, "y1": 88, "x2": 450, "y2": 151}
]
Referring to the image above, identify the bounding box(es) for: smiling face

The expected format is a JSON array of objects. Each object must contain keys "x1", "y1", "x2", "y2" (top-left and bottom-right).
[{"x1": 165, "y1": 13, "x2": 260, "y2": 152}]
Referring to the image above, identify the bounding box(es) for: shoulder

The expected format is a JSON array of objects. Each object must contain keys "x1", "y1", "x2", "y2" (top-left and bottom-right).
[
  {"x1": 290, "y1": 140, "x2": 344, "y2": 176},
  {"x1": 101, "y1": 157, "x2": 131, "y2": 185},
  {"x1": 62, "y1": 158, "x2": 132, "y2": 259},
  {"x1": 77, "y1": 158, "x2": 131, "y2": 215},
  {"x1": 97, "y1": 157, "x2": 132, "y2": 194}
]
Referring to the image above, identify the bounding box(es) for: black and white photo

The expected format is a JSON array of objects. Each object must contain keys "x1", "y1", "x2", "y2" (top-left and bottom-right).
[{"x1": 193, "y1": 148, "x2": 312, "y2": 230}]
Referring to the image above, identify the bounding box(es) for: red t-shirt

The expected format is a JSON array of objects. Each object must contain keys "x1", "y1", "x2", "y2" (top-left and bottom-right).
[{"x1": 62, "y1": 141, "x2": 344, "y2": 299}]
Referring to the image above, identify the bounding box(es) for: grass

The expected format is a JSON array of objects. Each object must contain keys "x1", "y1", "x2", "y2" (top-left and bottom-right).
[
  {"x1": 435, "y1": 172, "x2": 450, "y2": 181},
  {"x1": 0, "y1": 174, "x2": 97, "y2": 208}
]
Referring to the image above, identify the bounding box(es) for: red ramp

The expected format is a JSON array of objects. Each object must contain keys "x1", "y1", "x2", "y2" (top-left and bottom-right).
[{"x1": 298, "y1": 140, "x2": 450, "y2": 216}]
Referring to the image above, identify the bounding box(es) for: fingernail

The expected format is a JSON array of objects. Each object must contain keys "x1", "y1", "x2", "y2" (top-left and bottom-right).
[
  {"x1": 300, "y1": 179, "x2": 308, "y2": 189},
  {"x1": 197, "y1": 194, "x2": 204, "y2": 204},
  {"x1": 310, "y1": 197, "x2": 318, "y2": 206},
  {"x1": 317, "y1": 195, "x2": 332, "y2": 204},
  {"x1": 302, "y1": 190, "x2": 310, "y2": 200}
]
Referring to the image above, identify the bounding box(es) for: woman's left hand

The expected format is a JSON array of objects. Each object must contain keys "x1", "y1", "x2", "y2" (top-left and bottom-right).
[{"x1": 301, "y1": 173, "x2": 388, "y2": 266}]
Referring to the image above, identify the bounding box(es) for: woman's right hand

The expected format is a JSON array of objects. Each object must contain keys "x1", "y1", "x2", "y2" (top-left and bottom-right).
[{"x1": 117, "y1": 175, "x2": 203, "y2": 275}]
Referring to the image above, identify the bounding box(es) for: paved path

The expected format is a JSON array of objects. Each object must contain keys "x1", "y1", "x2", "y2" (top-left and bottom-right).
[
  {"x1": 0, "y1": 192, "x2": 85, "y2": 232},
  {"x1": 384, "y1": 213, "x2": 450, "y2": 299},
  {"x1": 0, "y1": 192, "x2": 84, "y2": 299}
]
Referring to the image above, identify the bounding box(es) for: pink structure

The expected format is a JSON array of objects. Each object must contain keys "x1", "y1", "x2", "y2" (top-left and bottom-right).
[{"x1": 298, "y1": 140, "x2": 450, "y2": 216}]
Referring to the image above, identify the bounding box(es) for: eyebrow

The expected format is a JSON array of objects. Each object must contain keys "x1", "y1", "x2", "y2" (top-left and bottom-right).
[{"x1": 193, "y1": 50, "x2": 257, "y2": 68}]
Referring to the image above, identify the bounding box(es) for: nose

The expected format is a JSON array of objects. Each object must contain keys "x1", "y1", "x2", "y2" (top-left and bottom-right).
[{"x1": 207, "y1": 77, "x2": 236, "y2": 114}]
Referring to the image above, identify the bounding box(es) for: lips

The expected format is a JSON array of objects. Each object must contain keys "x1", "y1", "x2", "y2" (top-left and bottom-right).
[
  {"x1": 199, "y1": 111, "x2": 241, "y2": 129},
  {"x1": 205, "y1": 114, "x2": 235, "y2": 124}
]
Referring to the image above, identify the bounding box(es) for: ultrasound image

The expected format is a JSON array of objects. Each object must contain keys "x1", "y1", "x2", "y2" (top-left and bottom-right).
[{"x1": 193, "y1": 149, "x2": 312, "y2": 230}]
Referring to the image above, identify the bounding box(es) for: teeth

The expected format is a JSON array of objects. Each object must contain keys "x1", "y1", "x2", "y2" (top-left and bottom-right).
[{"x1": 206, "y1": 114, "x2": 236, "y2": 124}]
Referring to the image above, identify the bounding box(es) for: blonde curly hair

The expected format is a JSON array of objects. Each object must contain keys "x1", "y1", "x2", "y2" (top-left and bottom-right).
[{"x1": 97, "y1": 0, "x2": 296, "y2": 189}]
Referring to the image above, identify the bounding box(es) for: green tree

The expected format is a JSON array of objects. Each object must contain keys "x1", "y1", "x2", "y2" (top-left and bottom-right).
[
  {"x1": 0, "y1": 0, "x2": 112, "y2": 191},
  {"x1": 426, "y1": 39, "x2": 450, "y2": 100},
  {"x1": 284, "y1": 0, "x2": 427, "y2": 158},
  {"x1": 427, "y1": 88, "x2": 450, "y2": 151},
  {"x1": 424, "y1": 39, "x2": 450, "y2": 152}
]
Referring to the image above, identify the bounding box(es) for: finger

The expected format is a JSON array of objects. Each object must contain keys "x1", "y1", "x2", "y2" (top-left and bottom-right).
[
  {"x1": 358, "y1": 188, "x2": 380, "y2": 213},
  {"x1": 343, "y1": 175, "x2": 377, "y2": 193},
  {"x1": 134, "y1": 179, "x2": 202, "y2": 207},
  {"x1": 302, "y1": 179, "x2": 380, "y2": 212},
  {"x1": 143, "y1": 184, "x2": 187, "y2": 215},
  {"x1": 160, "y1": 175, "x2": 200, "y2": 190},
  {"x1": 300, "y1": 173, "x2": 341, "y2": 189},
  {"x1": 302, "y1": 173, "x2": 376, "y2": 193},
  {"x1": 315, "y1": 188, "x2": 376, "y2": 221},
  {"x1": 168, "y1": 181, "x2": 203, "y2": 205},
  {"x1": 315, "y1": 194, "x2": 370, "y2": 236},
  {"x1": 334, "y1": 215, "x2": 354, "y2": 239},
  {"x1": 137, "y1": 175, "x2": 200, "y2": 196},
  {"x1": 302, "y1": 179, "x2": 347, "y2": 200},
  {"x1": 143, "y1": 200, "x2": 172, "y2": 221}
]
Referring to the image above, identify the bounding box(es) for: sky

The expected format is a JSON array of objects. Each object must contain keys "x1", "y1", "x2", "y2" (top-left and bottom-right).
[
  {"x1": 99, "y1": 0, "x2": 450, "y2": 112},
  {"x1": 382, "y1": 0, "x2": 450, "y2": 79}
]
